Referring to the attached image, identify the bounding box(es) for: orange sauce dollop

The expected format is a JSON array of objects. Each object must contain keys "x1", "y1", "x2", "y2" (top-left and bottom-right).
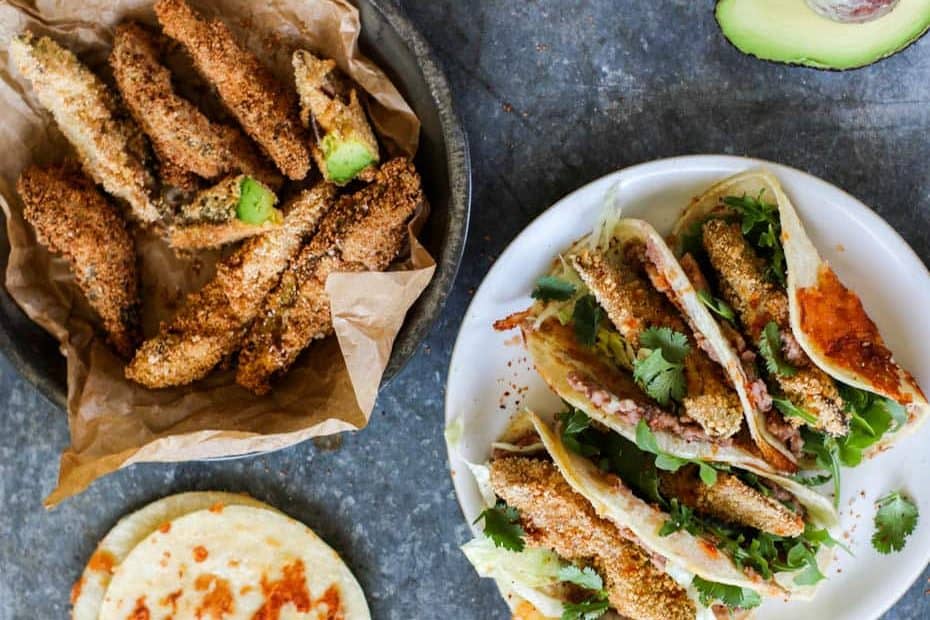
[{"x1": 797, "y1": 266, "x2": 909, "y2": 401}]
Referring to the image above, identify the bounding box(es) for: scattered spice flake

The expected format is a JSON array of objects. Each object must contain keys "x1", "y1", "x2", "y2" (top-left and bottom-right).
[
  {"x1": 502, "y1": 102, "x2": 513, "y2": 113},
  {"x1": 193, "y1": 546, "x2": 209, "y2": 562}
]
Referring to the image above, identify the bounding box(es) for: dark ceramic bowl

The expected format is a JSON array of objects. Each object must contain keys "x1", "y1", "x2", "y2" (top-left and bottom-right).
[{"x1": 0, "y1": 0, "x2": 470, "y2": 409}]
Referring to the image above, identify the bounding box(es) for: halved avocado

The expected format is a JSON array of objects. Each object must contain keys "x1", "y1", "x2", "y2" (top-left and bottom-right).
[{"x1": 716, "y1": 0, "x2": 930, "y2": 70}]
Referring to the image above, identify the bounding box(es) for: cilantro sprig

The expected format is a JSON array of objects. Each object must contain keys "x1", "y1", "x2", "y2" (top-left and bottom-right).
[
  {"x1": 872, "y1": 491, "x2": 918, "y2": 554},
  {"x1": 835, "y1": 383, "x2": 907, "y2": 467},
  {"x1": 801, "y1": 428, "x2": 842, "y2": 509},
  {"x1": 658, "y1": 498, "x2": 698, "y2": 536},
  {"x1": 572, "y1": 295, "x2": 602, "y2": 346},
  {"x1": 558, "y1": 409, "x2": 665, "y2": 505},
  {"x1": 532, "y1": 275, "x2": 577, "y2": 301},
  {"x1": 723, "y1": 191, "x2": 787, "y2": 286},
  {"x1": 561, "y1": 597, "x2": 609, "y2": 620},
  {"x1": 558, "y1": 564, "x2": 609, "y2": 620},
  {"x1": 758, "y1": 321, "x2": 796, "y2": 377},
  {"x1": 474, "y1": 501, "x2": 525, "y2": 552},
  {"x1": 636, "y1": 420, "x2": 718, "y2": 486},
  {"x1": 692, "y1": 576, "x2": 762, "y2": 610},
  {"x1": 697, "y1": 289, "x2": 736, "y2": 322},
  {"x1": 558, "y1": 564, "x2": 604, "y2": 591},
  {"x1": 632, "y1": 326, "x2": 690, "y2": 406},
  {"x1": 557, "y1": 412, "x2": 843, "y2": 588}
]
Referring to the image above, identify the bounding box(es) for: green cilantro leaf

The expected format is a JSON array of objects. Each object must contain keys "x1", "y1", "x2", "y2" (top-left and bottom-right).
[
  {"x1": 786, "y1": 542, "x2": 825, "y2": 586},
  {"x1": 697, "y1": 289, "x2": 736, "y2": 322},
  {"x1": 773, "y1": 398, "x2": 818, "y2": 425},
  {"x1": 559, "y1": 409, "x2": 666, "y2": 506},
  {"x1": 659, "y1": 498, "x2": 699, "y2": 537},
  {"x1": 758, "y1": 321, "x2": 796, "y2": 377},
  {"x1": 872, "y1": 491, "x2": 919, "y2": 554},
  {"x1": 532, "y1": 275, "x2": 576, "y2": 301},
  {"x1": 803, "y1": 523, "x2": 853, "y2": 556},
  {"x1": 632, "y1": 327, "x2": 690, "y2": 406},
  {"x1": 723, "y1": 192, "x2": 787, "y2": 287},
  {"x1": 635, "y1": 420, "x2": 717, "y2": 485},
  {"x1": 801, "y1": 428, "x2": 842, "y2": 509},
  {"x1": 558, "y1": 409, "x2": 601, "y2": 458},
  {"x1": 572, "y1": 295, "x2": 602, "y2": 347},
  {"x1": 558, "y1": 564, "x2": 604, "y2": 591},
  {"x1": 633, "y1": 349, "x2": 686, "y2": 406},
  {"x1": 561, "y1": 597, "x2": 609, "y2": 620},
  {"x1": 473, "y1": 501, "x2": 525, "y2": 552},
  {"x1": 639, "y1": 326, "x2": 691, "y2": 363},
  {"x1": 677, "y1": 219, "x2": 708, "y2": 258},
  {"x1": 792, "y1": 472, "x2": 833, "y2": 487},
  {"x1": 834, "y1": 383, "x2": 902, "y2": 467},
  {"x1": 691, "y1": 576, "x2": 762, "y2": 609}
]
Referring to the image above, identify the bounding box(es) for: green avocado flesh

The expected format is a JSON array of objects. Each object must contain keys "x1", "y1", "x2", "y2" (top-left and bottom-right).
[
  {"x1": 716, "y1": 0, "x2": 930, "y2": 69},
  {"x1": 236, "y1": 177, "x2": 278, "y2": 225},
  {"x1": 323, "y1": 137, "x2": 377, "y2": 185}
]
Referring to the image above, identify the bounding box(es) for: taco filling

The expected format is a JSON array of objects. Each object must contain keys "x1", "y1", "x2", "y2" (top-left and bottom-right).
[
  {"x1": 546, "y1": 408, "x2": 840, "y2": 591},
  {"x1": 673, "y1": 180, "x2": 915, "y2": 503},
  {"x1": 459, "y1": 410, "x2": 842, "y2": 620},
  {"x1": 462, "y1": 428, "x2": 760, "y2": 619}
]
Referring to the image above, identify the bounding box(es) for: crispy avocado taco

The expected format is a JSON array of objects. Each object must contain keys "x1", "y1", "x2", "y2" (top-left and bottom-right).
[
  {"x1": 496, "y1": 210, "x2": 805, "y2": 475},
  {"x1": 457, "y1": 410, "x2": 841, "y2": 620},
  {"x1": 669, "y1": 170, "x2": 929, "y2": 502}
]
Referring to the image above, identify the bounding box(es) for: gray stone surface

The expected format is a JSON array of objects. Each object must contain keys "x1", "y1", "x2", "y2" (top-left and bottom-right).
[{"x1": 1, "y1": 1, "x2": 929, "y2": 618}]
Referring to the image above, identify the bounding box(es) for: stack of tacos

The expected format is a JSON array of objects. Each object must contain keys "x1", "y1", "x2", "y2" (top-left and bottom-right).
[{"x1": 461, "y1": 170, "x2": 927, "y2": 619}]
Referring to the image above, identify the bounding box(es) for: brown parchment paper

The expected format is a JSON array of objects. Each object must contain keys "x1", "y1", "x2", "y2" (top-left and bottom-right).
[{"x1": 0, "y1": 0, "x2": 435, "y2": 506}]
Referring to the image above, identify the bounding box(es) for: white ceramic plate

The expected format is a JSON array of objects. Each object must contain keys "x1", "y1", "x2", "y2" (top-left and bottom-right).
[{"x1": 445, "y1": 155, "x2": 930, "y2": 620}]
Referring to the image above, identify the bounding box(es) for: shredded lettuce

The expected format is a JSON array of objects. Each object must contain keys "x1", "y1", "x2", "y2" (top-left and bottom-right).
[
  {"x1": 588, "y1": 181, "x2": 625, "y2": 251},
  {"x1": 462, "y1": 538, "x2": 565, "y2": 616}
]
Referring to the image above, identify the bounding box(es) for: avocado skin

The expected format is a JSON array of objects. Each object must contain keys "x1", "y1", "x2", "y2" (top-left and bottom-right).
[{"x1": 715, "y1": 0, "x2": 930, "y2": 71}]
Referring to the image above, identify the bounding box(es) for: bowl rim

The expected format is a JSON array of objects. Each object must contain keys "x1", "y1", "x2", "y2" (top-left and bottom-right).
[
  {"x1": 0, "y1": 0, "x2": 471, "y2": 411},
  {"x1": 368, "y1": 0, "x2": 472, "y2": 386}
]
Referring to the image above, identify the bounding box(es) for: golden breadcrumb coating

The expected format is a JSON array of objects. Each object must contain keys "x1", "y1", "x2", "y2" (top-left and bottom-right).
[
  {"x1": 292, "y1": 49, "x2": 379, "y2": 183},
  {"x1": 236, "y1": 158, "x2": 422, "y2": 394},
  {"x1": 110, "y1": 22, "x2": 281, "y2": 189},
  {"x1": 167, "y1": 220, "x2": 280, "y2": 251},
  {"x1": 490, "y1": 456, "x2": 696, "y2": 620},
  {"x1": 18, "y1": 164, "x2": 140, "y2": 357},
  {"x1": 572, "y1": 249, "x2": 743, "y2": 439},
  {"x1": 701, "y1": 219, "x2": 847, "y2": 436},
  {"x1": 154, "y1": 0, "x2": 311, "y2": 180},
  {"x1": 659, "y1": 466, "x2": 804, "y2": 537},
  {"x1": 125, "y1": 183, "x2": 335, "y2": 388},
  {"x1": 10, "y1": 33, "x2": 160, "y2": 223}
]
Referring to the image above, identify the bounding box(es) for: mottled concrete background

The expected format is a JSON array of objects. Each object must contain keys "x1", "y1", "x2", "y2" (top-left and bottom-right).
[{"x1": 1, "y1": 1, "x2": 929, "y2": 618}]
